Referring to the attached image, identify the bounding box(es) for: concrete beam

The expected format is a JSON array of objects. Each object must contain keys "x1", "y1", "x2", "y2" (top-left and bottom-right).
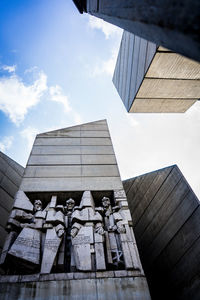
[{"x1": 74, "y1": 0, "x2": 200, "y2": 62}]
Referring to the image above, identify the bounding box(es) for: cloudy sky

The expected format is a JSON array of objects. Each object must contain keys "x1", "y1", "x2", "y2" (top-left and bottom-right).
[{"x1": 0, "y1": 0, "x2": 200, "y2": 198}]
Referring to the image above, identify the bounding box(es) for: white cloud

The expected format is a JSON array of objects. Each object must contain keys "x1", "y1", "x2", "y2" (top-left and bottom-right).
[
  {"x1": 88, "y1": 15, "x2": 122, "y2": 39},
  {"x1": 72, "y1": 112, "x2": 82, "y2": 124},
  {"x1": 110, "y1": 101, "x2": 200, "y2": 199},
  {"x1": 0, "y1": 71, "x2": 47, "y2": 125},
  {"x1": 20, "y1": 127, "x2": 40, "y2": 149},
  {"x1": 0, "y1": 136, "x2": 14, "y2": 152},
  {"x1": 92, "y1": 48, "x2": 119, "y2": 77},
  {"x1": 1, "y1": 65, "x2": 16, "y2": 73},
  {"x1": 49, "y1": 85, "x2": 71, "y2": 112}
]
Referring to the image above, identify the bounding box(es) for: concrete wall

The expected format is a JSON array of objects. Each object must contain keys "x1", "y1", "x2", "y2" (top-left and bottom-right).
[
  {"x1": 20, "y1": 120, "x2": 123, "y2": 192},
  {"x1": 82, "y1": 0, "x2": 200, "y2": 62},
  {"x1": 113, "y1": 31, "x2": 157, "y2": 111},
  {"x1": 0, "y1": 276, "x2": 151, "y2": 300},
  {"x1": 123, "y1": 165, "x2": 200, "y2": 300},
  {"x1": 0, "y1": 152, "x2": 24, "y2": 255},
  {"x1": 113, "y1": 31, "x2": 200, "y2": 113}
]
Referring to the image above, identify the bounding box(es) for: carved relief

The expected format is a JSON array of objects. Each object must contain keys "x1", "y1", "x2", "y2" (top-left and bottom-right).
[{"x1": 0, "y1": 189, "x2": 142, "y2": 275}]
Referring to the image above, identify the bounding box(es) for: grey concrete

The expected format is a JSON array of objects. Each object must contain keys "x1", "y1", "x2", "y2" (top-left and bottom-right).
[
  {"x1": 0, "y1": 120, "x2": 152, "y2": 300},
  {"x1": 0, "y1": 152, "x2": 24, "y2": 255},
  {"x1": 113, "y1": 31, "x2": 200, "y2": 113},
  {"x1": 123, "y1": 165, "x2": 200, "y2": 300},
  {"x1": 0, "y1": 277, "x2": 151, "y2": 300},
  {"x1": 20, "y1": 177, "x2": 123, "y2": 191},
  {"x1": 35, "y1": 137, "x2": 112, "y2": 146},
  {"x1": 74, "y1": 0, "x2": 200, "y2": 62},
  {"x1": 24, "y1": 165, "x2": 119, "y2": 178},
  {"x1": 32, "y1": 145, "x2": 114, "y2": 155},
  {"x1": 20, "y1": 120, "x2": 122, "y2": 192}
]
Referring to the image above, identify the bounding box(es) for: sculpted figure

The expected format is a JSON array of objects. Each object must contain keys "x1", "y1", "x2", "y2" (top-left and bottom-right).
[
  {"x1": 62, "y1": 198, "x2": 75, "y2": 271},
  {"x1": 6, "y1": 198, "x2": 46, "y2": 272},
  {"x1": 103, "y1": 194, "x2": 142, "y2": 271},
  {"x1": 40, "y1": 195, "x2": 65, "y2": 274},
  {"x1": 102, "y1": 197, "x2": 124, "y2": 268},
  {"x1": 71, "y1": 191, "x2": 106, "y2": 271}
]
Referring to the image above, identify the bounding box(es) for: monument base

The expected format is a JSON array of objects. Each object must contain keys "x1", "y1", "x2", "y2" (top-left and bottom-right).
[{"x1": 0, "y1": 271, "x2": 151, "y2": 300}]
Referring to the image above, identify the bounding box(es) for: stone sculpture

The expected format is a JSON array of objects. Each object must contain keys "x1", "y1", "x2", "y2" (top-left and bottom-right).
[
  {"x1": 63, "y1": 198, "x2": 75, "y2": 272},
  {"x1": 0, "y1": 189, "x2": 142, "y2": 275},
  {"x1": 40, "y1": 195, "x2": 65, "y2": 274},
  {"x1": 71, "y1": 191, "x2": 106, "y2": 271}
]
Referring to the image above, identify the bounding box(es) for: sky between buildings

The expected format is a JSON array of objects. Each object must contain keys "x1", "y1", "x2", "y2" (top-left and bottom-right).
[{"x1": 0, "y1": 0, "x2": 200, "y2": 198}]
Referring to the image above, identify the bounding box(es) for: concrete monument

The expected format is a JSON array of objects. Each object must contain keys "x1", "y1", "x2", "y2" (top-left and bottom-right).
[{"x1": 0, "y1": 120, "x2": 151, "y2": 300}]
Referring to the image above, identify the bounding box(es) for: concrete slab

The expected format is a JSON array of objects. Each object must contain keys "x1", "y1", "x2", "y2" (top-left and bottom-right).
[
  {"x1": 80, "y1": 131, "x2": 110, "y2": 138},
  {"x1": 28, "y1": 155, "x2": 81, "y2": 165},
  {"x1": 20, "y1": 177, "x2": 123, "y2": 191},
  {"x1": 35, "y1": 138, "x2": 81, "y2": 146},
  {"x1": 32, "y1": 145, "x2": 114, "y2": 155},
  {"x1": 130, "y1": 98, "x2": 197, "y2": 113},
  {"x1": 137, "y1": 78, "x2": 200, "y2": 99},
  {"x1": 82, "y1": 155, "x2": 116, "y2": 165},
  {"x1": 146, "y1": 53, "x2": 200, "y2": 79}
]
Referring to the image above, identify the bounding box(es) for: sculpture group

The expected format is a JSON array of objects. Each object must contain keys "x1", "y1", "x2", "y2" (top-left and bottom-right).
[{"x1": 0, "y1": 190, "x2": 141, "y2": 274}]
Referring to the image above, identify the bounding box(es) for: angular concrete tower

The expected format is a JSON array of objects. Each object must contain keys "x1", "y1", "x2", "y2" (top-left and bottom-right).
[{"x1": 0, "y1": 120, "x2": 151, "y2": 300}]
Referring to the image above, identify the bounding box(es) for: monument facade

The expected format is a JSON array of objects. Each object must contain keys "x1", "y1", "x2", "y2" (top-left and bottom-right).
[{"x1": 0, "y1": 120, "x2": 151, "y2": 300}]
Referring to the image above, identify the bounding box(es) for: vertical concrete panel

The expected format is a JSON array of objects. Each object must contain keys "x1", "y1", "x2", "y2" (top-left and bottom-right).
[
  {"x1": 0, "y1": 152, "x2": 24, "y2": 255},
  {"x1": 21, "y1": 120, "x2": 122, "y2": 192},
  {"x1": 124, "y1": 164, "x2": 200, "y2": 300}
]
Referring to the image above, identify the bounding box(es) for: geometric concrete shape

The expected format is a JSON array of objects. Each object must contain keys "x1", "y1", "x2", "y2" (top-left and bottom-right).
[
  {"x1": 136, "y1": 79, "x2": 200, "y2": 99},
  {"x1": 123, "y1": 165, "x2": 200, "y2": 300},
  {"x1": 129, "y1": 98, "x2": 197, "y2": 113},
  {"x1": 146, "y1": 52, "x2": 200, "y2": 79},
  {"x1": 32, "y1": 145, "x2": 114, "y2": 155},
  {"x1": 13, "y1": 191, "x2": 33, "y2": 212},
  {"x1": 8, "y1": 227, "x2": 41, "y2": 267},
  {"x1": 0, "y1": 120, "x2": 151, "y2": 300},
  {"x1": 20, "y1": 120, "x2": 121, "y2": 192},
  {"x1": 24, "y1": 165, "x2": 119, "y2": 178},
  {"x1": 113, "y1": 31, "x2": 200, "y2": 113},
  {"x1": 0, "y1": 277, "x2": 152, "y2": 300},
  {"x1": 34, "y1": 137, "x2": 112, "y2": 146},
  {"x1": 73, "y1": 0, "x2": 200, "y2": 62},
  {"x1": 20, "y1": 177, "x2": 123, "y2": 192},
  {"x1": 0, "y1": 152, "x2": 24, "y2": 255}
]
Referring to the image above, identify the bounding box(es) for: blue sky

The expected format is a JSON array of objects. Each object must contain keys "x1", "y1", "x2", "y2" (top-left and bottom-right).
[{"x1": 0, "y1": 0, "x2": 200, "y2": 198}]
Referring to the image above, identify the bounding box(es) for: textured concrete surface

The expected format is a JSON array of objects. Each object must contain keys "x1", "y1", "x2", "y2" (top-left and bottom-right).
[
  {"x1": 0, "y1": 277, "x2": 151, "y2": 300},
  {"x1": 80, "y1": 0, "x2": 200, "y2": 62},
  {"x1": 0, "y1": 120, "x2": 151, "y2": 299},
  {"x1": 113, "y1": 31, "x2": 200, "y2": 113},
  {"x1": 20, "y1": 120, "x2": 123, "y2": 192},
  {"x1": 123, "y1": 165, "x2": 200, "y2": 300},
  {"x1": 0, "y1": 152, "x2": 24, "y2": 255}
]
